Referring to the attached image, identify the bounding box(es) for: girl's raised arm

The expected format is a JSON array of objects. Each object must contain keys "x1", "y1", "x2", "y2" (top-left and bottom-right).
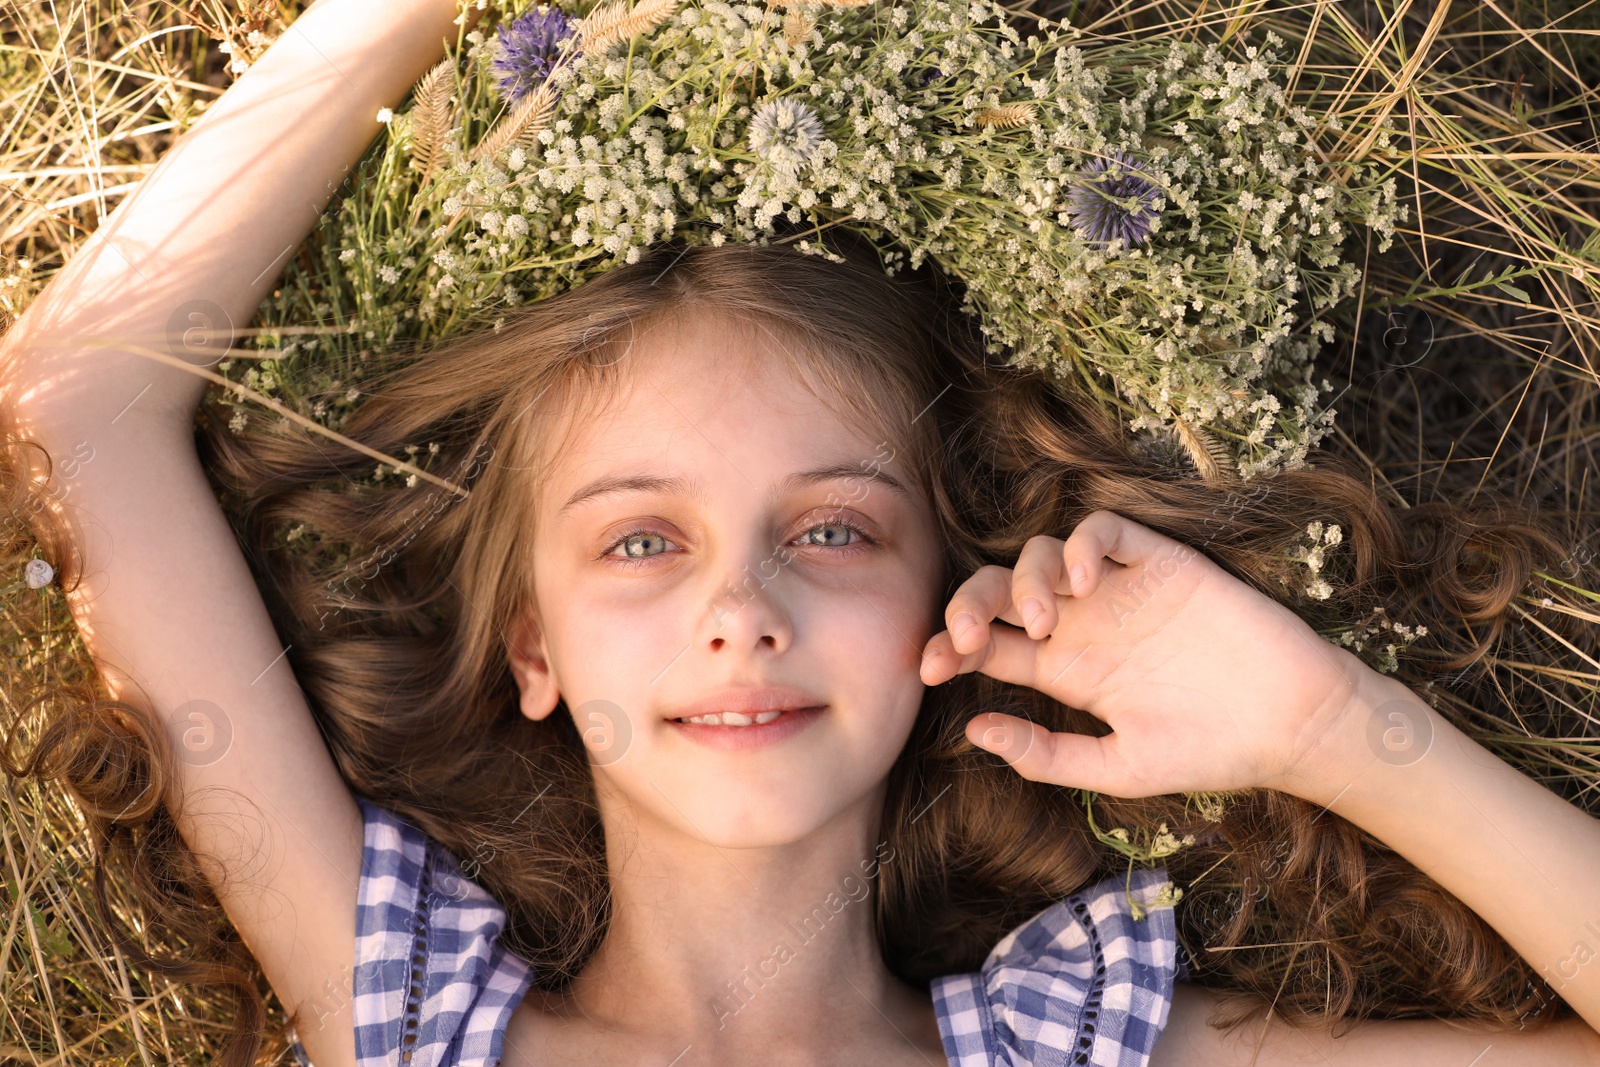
[
  {"x1": 0, "y1": 3, "x2": 478, "y2": 1066},
  {"x1": 3, "y1": 0, "x2": 476, "y2": 424}
]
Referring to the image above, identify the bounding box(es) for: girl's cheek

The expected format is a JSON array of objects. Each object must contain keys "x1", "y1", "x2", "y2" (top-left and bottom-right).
[
  {"x1": 851, "y1": 559, "x2": 940, "y2": 628},
  {"x1": 823, "y1": 593, "x2": 920, "y2": 667}
]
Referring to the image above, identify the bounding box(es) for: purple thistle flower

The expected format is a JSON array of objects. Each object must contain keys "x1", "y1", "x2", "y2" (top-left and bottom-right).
[
  {"x1": 1065, "y1": 149, "x2": 1162, "y2": 248},
  {"x1": 492, "y1": 6, "x2": 576, "y2": 103}
]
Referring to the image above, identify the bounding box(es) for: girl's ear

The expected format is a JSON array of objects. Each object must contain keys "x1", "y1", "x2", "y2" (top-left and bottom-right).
[{"x1": 505, "y1": 610, "x2": 562, "y2": 723}]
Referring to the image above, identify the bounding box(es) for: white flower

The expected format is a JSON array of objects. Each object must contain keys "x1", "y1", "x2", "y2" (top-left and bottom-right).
[
  {"x1": 377, "y1": 265, "x2": 401, "y2": 284},
  {"x1": 376, "y1": 107, "x2": 394, "y2": 124},
  {"x1": 1150, "y1": 881, "x2": 1185, "y2": 909},
  {"x1": 339, "y1": 248, "x2": 357, "y2": 263},
  {"x1": 230, "y1": 57, "x2": 249, "y2": 74},
  {"x1": 748, "y1": 99, "x2": 828, "y2": 174}
]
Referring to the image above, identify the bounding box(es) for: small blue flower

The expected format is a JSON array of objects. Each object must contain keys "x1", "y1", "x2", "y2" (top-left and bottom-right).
[
  {"x1": 1066, "y1": 150, "x2": 1162, "y2": 248},
  {"x1": 492, "y1": 6, "x2": 576, "y2": 103}
]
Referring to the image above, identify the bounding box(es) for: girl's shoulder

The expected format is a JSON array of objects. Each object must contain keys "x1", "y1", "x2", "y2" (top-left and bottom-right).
[
  {"x1": 288, "y1": 798, "x2": 1187, "y2": 1067},
  {"x1": 287, "y1": 796, "x2": 535, "y2": 1067},
  {"x1": 931, "y1": 864, "x2": 1190, "y2": 1067}
]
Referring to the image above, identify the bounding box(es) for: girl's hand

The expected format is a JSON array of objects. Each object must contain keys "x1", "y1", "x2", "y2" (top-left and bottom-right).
[{"x1": 920, "y1": 509, "x2": 1373, "y2": 798}]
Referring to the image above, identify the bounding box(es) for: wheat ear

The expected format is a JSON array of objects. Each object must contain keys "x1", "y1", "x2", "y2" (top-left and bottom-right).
[
  {"x1": 972, "y1": 103, "x2": 1038, "y2": 129},
  {"x1": 410, "y1": 56, "x2": 457, "y2": 185},
  {"x1": 579, "y1": 0, "x2": 680, "y2": 52},
  {"x1": 473, "y1": 83, "x2": 559, "y2": 164},
  {"x1": 1171, "y1": 418, "x2": 1235, "y2": 485},
  {"x1": 784, "y1": 9, "x2": 815, "y2": 43}
]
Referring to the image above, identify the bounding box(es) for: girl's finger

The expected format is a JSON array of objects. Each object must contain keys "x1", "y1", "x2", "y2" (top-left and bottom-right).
[
  {"x1": 966, "y1": 712, "x2": 1145, "y2": 795},
  {"x1": 942, "y1": 564, "x2": 1025, "y2": 656},
  {"x1": 1010, "y1": 534, "x2": 1071, "y2": 639},
  {"x1": 920, "y1": 616, "x2": 1056, "y2": 689},
  {"x1": 1060, "y1": 510, "x2": 1176, "y2": 597},
  {"x1": 918, "y1": 631, "x2": 960, "y2": 687}
]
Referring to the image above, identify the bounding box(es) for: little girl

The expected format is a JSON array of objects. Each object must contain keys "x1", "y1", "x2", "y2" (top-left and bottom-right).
[{"x1": 3, "y1": 1, "x2": 1600, "y2": 1066}]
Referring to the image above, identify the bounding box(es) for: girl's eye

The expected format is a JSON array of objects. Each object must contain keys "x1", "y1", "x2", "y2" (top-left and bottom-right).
[
  {"x1": 605, "y1": 530, "x2": 679, "y2": 564},
  {"x1": 600, "y1": 517, "x2": 875, "y2": 568},
  {"x1": 794, "y1": 520, "x2": 870, "y2": 549}
]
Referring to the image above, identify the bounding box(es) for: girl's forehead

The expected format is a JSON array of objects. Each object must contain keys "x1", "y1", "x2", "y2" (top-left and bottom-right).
[
  {"x1": 550, "y1": 317, "x2": 906, "y2": 440},
  {"x1": 526, "y1": 363, "x2": 921, "y2": 517}
]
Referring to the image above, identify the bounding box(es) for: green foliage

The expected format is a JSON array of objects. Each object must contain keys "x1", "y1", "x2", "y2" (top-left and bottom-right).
[{"x1": 263, "y1": 0, "x2": 1405, "y2": 480}]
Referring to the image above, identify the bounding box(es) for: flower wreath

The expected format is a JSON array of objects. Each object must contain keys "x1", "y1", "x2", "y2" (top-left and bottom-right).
[{"x1": 235, "y1": 0, "x2": 1404, "y2": 483}]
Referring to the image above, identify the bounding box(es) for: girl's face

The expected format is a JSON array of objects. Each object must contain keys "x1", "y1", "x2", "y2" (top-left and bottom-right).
[{"x1": 506, "y1": 311, "x2": 947, "y2": 849}]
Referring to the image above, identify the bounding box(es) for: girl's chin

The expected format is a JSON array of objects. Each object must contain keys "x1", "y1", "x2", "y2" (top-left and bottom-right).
[
  {"x1": 666, "y1": 807, "x2": 847, "y2": 851},
  {"x1": 622, "y1": 770, "x2": 873, "y2": 848}
]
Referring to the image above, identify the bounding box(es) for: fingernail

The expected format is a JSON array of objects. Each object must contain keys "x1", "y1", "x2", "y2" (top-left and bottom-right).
[
  {"x1": 1020, "y1": 596, "x2": 1043, "y2": 629},
  {"x1": 1069, "y1": 562, "x2": 1086, "y2": 593},
  {"x1": 952, "y1": 612, "x2": 975, "y2": 642}
]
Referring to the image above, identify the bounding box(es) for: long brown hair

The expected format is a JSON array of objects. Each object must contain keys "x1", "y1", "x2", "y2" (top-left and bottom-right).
[{"x1": 3, "y1": 234, "x2": 1588, "y2": 1065}]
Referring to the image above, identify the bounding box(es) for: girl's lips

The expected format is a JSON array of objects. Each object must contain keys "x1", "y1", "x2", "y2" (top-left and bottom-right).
[{"x1": 665, "y1": 706, "x2": 825, "y2": 750}]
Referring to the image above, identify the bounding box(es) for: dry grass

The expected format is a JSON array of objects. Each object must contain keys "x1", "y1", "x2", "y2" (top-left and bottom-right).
[
  {"x1": 2, "y1": 0, "x2": 1599, "y2": 1063},
  {"x1": 2, "y1": 8, "x2": 306, "y2": 1062}
]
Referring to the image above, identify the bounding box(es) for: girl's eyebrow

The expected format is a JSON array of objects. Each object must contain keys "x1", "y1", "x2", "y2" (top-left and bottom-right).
[{"x1": 558, "y1": 462, "x2": 912, "y2": 516}]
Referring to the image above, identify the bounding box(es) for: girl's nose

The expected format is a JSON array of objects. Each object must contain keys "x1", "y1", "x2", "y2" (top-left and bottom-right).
[{"x1": 702, "y1": 551, "x2": 795, "y2": 653}]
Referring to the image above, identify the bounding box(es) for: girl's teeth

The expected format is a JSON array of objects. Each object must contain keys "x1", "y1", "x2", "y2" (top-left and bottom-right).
[{"x1": 679, "y1": 709, "x2": 787, "y2": 726}]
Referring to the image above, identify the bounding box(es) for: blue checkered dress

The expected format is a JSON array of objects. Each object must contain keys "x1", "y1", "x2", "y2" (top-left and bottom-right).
[{"x1": 287, "y1": 797, "x2": 1188, "y2": 1067}]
